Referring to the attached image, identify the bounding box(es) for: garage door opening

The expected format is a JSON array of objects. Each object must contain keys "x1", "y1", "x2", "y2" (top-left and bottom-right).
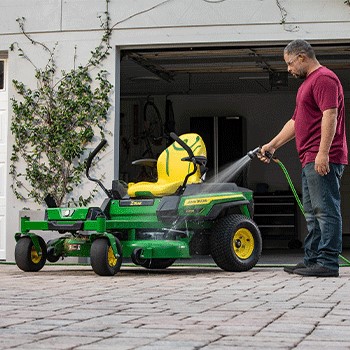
[
  {"x1": 118, "y1": 43, "x2": 350, "y2": 249},
  {"x1": 119, "y1": 43, "x2": 350, "y2": 185}
]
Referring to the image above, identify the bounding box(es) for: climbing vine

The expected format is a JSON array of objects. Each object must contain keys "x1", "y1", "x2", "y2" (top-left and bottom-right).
[
  {"x1": 9, "y1": 0, "x2": 113, "y2": 207},
  {"x1": 275, "y1": 0, "x2": 299, "y2": 32}
]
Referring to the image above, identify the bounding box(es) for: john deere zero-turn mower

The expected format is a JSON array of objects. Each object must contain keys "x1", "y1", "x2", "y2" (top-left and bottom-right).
[{"x1": 14, "y1": 132, "x2": 262, "y2": 276}]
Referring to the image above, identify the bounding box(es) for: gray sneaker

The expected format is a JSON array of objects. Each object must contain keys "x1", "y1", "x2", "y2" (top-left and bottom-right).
[
  {"x1": 283, "y1": 262, "x2": 306, "y2": 274},
  {"x1": 294, "y1": 264, "x2": 339, "y2": 277}
]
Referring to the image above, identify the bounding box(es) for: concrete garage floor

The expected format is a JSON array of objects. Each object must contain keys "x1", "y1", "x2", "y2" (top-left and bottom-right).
[
  {"x1": 177, "y1": 248, "x2": 350, "y2": 267},
  {"x1": 259, "y1": 248, "x2": 350, "y2": 266}
]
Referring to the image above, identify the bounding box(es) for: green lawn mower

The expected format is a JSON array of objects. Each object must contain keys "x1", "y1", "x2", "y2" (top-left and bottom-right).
[{"x1": 14, "y1": 132, "x2": 262, "y2": 276}]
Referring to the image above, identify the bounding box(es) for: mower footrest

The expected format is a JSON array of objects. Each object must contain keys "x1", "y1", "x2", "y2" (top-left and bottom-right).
[
  {"x1": 123, "y1": 240, "x2": 191, "y2": 259},
  {"x1": 48, "y1": 221, "x2": 84, "y2": 231}
]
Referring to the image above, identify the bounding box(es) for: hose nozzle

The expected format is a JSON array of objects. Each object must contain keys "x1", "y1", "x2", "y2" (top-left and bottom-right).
[{"x1": 247, "y1": 147, "x2": 261, "y2": 159}]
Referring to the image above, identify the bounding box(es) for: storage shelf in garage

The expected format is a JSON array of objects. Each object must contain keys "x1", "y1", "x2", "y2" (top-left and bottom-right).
[{"x1": 254, "y1": 194, "x2": 300, "y2": 249}]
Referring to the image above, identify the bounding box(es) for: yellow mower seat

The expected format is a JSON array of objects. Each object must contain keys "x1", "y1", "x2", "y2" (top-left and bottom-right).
[{"x1": 128, "y1": 133, "x2": 207, "y2": 198}]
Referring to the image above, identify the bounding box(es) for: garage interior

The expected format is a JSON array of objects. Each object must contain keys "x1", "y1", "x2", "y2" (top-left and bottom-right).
[{"x1": 119, "y1": 43, "x2": 350, "y2": 248}]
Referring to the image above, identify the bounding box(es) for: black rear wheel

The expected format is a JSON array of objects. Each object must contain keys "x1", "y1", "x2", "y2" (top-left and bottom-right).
[
  {"x1": 210, "y1": 214, "x2": 262, "y2": 272},
  {"x1": 90, "y1": 238, "x2": 122, "y2": 276},
  {"x1": 15, "y1": 236, "x2": 47, "y2": 272}
]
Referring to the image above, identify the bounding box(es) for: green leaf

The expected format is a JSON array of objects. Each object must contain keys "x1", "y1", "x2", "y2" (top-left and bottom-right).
[{"x1": 10, "y1": 0, "x2": 112, "y2": 207}]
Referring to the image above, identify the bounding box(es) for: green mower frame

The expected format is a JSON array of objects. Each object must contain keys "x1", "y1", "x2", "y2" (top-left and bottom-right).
[{"x1": 14, "y1": 132, "x2": 262, "y2": 276}]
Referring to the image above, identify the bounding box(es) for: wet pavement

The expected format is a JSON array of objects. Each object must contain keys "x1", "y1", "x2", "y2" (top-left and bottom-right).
[{"x1": 1, "y1": 253, "x2": 350, "y2": 350}]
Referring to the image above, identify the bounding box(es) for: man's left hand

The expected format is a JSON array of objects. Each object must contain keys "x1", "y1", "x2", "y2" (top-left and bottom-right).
[{"x1": 315, "y1": 152, "x2": 330, "y2": 176}]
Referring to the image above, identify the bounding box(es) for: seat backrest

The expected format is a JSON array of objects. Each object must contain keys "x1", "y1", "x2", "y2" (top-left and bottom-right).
[
  {"x1": 127, "y1": 133, "x2": 207, "y2": 198},
  {"x1": 157, "y1": 133, "x2": 207, "y2": 185}
]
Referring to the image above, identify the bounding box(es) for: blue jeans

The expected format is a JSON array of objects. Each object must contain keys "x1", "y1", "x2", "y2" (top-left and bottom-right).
[{"x1": 302, "y1": 162, "x2": 345, "y2": 271}]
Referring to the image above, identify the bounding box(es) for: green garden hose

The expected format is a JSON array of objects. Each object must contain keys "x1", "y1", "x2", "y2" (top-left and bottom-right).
[{"x1": 272, "y1": 157, "x2": 350, "y2": 266}]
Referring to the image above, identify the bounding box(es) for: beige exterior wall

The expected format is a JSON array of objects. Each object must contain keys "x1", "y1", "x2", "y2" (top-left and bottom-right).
[{"x1": 0, "y1": 0, "x2": 349, "y2": 260}]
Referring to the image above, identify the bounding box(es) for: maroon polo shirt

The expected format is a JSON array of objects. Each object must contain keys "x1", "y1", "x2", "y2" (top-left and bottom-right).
[{"x1": 292, "y1": 66, "x2": 348, "y2": 167}]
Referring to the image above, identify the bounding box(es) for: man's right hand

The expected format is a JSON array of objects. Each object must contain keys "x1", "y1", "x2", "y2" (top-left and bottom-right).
[{"x1": 257, "y1": 144, "x2": 275, "y2": 163}]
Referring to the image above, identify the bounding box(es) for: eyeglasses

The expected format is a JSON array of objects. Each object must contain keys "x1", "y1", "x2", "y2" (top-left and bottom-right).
[{"x1": 286, "y1": 54, "x2": 300, "y2": 66}]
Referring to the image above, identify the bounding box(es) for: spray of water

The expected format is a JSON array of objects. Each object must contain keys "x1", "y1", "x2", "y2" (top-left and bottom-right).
[
  {"x1": 167, "y1": 149, "x2": 259, "y2": 233},
  {"x1": 166, "y1": 155, "x2": 253, "y2": 235},
  {"x1": 208, "y1": 154, "x2": 253, "y2": 184}
]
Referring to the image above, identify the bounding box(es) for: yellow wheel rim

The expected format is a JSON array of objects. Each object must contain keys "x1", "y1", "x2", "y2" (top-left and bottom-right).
[
  {"x1": 31, "y1": 246, "x2": 42, "y2": 264},
  {"x1": 232, "y1": 228, "x2": 254, "y2": 260},
  {"x1": 107, "y1": 246, "x2": 117, "y2": 267}
]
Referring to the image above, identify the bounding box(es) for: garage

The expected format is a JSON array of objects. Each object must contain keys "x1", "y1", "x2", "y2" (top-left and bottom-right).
[{"x1": 119, "y1": 43, "x2": 350, "y2": 247}]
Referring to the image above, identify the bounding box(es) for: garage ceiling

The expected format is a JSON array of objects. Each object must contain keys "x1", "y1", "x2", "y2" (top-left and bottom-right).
[{"x1": 120, "y1": 44, "x2": 350, "y2": 96}]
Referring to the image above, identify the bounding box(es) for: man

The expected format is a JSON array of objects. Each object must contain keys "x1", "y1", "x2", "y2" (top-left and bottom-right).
[{"x1": 259, "y1": 39, "x2": 348, "y2": 277}]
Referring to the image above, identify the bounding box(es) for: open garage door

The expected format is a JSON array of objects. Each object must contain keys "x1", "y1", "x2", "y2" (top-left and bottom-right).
[
  {"x1": 119, "y1": 43, "x2": 350, "y2": 247},
  {"x1": 120, "y1": 44, "x2": 350, "y2": 96},
  {"x1": 119, "y1": 43, "x2": 350, "y2": 182}
]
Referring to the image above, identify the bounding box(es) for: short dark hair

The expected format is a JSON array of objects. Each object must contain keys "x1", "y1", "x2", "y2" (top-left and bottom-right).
[{"x1": 284, "y1": 39, "x2": 315, "y2": 59}]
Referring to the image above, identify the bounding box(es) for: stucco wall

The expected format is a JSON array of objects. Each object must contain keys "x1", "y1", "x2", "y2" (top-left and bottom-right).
[
  {"x1": 1, "y1": 1, "x2": 350, "y2": 44},
  {"x1": 1, "y1": 0, "x2": 350, "y2": 260},
  {"x1": 1, "y1": 8, "x2": 118, "y2": 260}
]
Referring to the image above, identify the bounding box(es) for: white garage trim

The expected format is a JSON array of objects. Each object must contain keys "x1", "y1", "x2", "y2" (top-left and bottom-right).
[{"x1": 0, "y1": 58, "x2": 8, "y2": 260}]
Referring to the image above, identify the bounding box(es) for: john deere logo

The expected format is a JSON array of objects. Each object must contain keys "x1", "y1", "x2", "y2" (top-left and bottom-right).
[
  {"x1": 185, "y1": 198, "x2": 210, "y2": 205},
  {"x1": 184, "y1": 194, "x2": 242, "y2": 206}
]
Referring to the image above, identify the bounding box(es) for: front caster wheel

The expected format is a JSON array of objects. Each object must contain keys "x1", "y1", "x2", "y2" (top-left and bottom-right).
[
  {"x1": 210, "y1": 214, "x2": 262, "y2": 272},
  {"x1": 90, "y1": 238, "x2": 122, "y2": 276},
  {"x1": 46, "y1": 247, "x2": 61, "y2": 263},
  {"x1": 131, "y1": 248, "x2": 176, "y2": 269},
  {"x1": 142, "y1": 258, "x2": 176, "y2": 269},
  {"x1": 131, "y1": 248, "x2": 148, "y2": 266},
  {"x1": 15, "y1": 236, "x2": 47, "y2": 272}
]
